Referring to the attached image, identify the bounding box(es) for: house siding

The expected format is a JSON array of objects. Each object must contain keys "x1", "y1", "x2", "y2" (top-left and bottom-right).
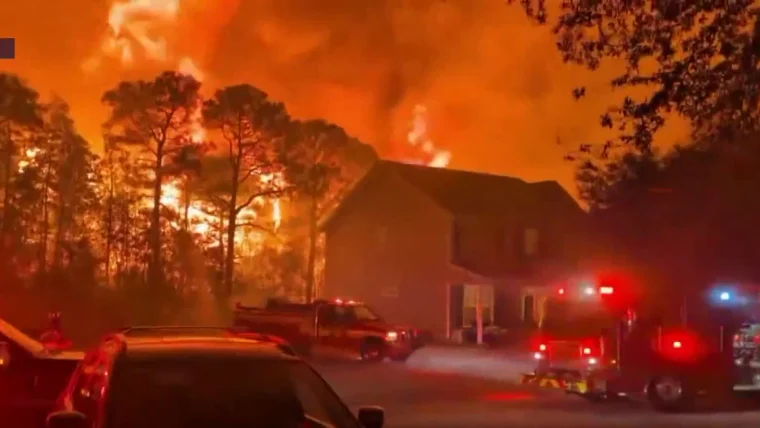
[
  {"x1": 450, "y1": 195, "x2": 587, "y2": 277},
  {"x1": 324, "y1": 171, "x2": 453, "y2": 337}
]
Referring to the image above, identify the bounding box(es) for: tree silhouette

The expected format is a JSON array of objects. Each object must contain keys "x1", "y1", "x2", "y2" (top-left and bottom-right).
[
  {"x1": 515, "y1": 1, "x2": 760, "y2": 154},
  {"x1": 202, "y1": 84, "x2": 289, "y2": 299},
  {"x1": 102, "y1": 71, "x2": 202, "y2": 286}
]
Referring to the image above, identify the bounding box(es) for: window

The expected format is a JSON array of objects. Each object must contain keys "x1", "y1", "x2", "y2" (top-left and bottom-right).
[
  {"x1": 524, "y1": 228, "x2": 539, "y2": 256},
  {"x1": 350, "y1": 305, "x2": 382, "y2": 321}
]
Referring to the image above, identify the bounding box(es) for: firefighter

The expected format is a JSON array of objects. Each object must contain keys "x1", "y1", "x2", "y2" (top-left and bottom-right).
[{"x1": 40, "y1": 312, "x2": 72, "y2": 350}]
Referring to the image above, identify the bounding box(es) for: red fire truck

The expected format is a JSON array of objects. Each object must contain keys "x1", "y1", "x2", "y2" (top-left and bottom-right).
[
  {"x1": 233, "y1": 298, "x2": 420, "y2": 362},
  {"x1": 522, "y1": 277, "x2": 760, "y2": 411}
]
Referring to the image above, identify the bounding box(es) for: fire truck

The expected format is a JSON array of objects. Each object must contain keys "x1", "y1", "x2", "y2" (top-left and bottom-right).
[
  {"x1": 521, "y1": 277, "x2": 760, "y2": 411},
  {"x1": 233, "y1": 298, "x2": 420, "y2": 362}
]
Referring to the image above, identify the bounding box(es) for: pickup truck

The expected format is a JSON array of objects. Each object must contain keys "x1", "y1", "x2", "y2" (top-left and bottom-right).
[
  {"x1": 0, "y1": 318, "x2": 83, "y2": 427},
  {"x1": 234, "y1": 298, "x2": 420, "y2": 362}
]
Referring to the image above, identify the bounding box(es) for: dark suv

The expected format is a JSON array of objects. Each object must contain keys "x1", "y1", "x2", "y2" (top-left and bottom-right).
[{"x1": 47, "y1": 327, "x2": 384, "y2": 428}]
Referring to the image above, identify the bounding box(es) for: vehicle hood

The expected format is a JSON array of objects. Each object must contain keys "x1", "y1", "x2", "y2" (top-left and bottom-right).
[{"x1": 38, "y1": 349, "x2": 85, "y2": 361}]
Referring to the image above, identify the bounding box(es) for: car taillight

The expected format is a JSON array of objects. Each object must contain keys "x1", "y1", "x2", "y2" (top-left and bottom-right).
[
  {"x1": 582, "y1": 347, "x2": 592, "y2": 355},
  {"x1": 754, "y1": 335, "x2": 760, "y2": 344},
  {"x1": 672, "y1": 340, "x2": 682, "y2": 349},
  {"x1": 538, "y1": 343, "x2": 547, "y2": 351}
]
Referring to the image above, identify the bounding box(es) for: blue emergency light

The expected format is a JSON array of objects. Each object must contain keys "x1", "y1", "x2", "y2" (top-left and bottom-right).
[{"x1": 708, "y1": 284, "x2": 748, "y2": 307}]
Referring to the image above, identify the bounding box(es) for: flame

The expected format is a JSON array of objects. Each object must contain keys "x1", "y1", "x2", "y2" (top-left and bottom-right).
[
  {"x1": 18, "y1": 148, "x2": 40, "y2": 173},
  {"x1": 85, "y1": 0, "x2": 282, "y2": 254},
  {"x1": 260, "y1": 173, "x2": 283, "y2": 230},
  {"x1": 405, "y1": 104, "x2": 451, "y2": 168},
  {"x1": 84, "y1": 0, "x2": 180, "y2": 71}
]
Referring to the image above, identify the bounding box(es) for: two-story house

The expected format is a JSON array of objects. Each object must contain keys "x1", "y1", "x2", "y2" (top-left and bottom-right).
[{"x1": 320, "y1": 161, "x2": 588, "y2": 339}]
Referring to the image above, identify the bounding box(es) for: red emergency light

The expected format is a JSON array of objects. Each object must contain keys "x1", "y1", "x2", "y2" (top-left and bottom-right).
[
  {"x1": 557, "y1": 288, "x2": 565, "y2": 295},
  {"x1": 599, "y1": 286, "x2": 614, "y2": 295}
]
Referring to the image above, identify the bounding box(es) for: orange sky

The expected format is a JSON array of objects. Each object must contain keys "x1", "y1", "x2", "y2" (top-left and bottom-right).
[{"x1": 0, "y1": 0, "x2": 689, "y2": 195}]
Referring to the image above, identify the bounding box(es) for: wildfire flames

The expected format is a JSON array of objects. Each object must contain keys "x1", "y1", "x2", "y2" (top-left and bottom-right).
[
  {"x1": 405, "y1": 104, "x2": 451, "y2": 168},
  {"x1": 81, "y1": 0, "x2": 284, "y2": 247},
  {"x1": 78, "y1": 0, "x2": 448, "y2": 252}
]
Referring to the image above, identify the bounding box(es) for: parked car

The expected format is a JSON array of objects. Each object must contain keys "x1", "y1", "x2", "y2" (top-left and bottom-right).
[
  {"x1": 48, "y1": 326, "x2": 385, "y2": 428},
  {"x1": 234, "y1": 298, "x2": 420, "y2": 361},
  {"x1": 0, "y1": 317, "x2": 83, "y2": 427},
  {"x1": 114, "y1": 325, "x2": 298, "y2": 356}
]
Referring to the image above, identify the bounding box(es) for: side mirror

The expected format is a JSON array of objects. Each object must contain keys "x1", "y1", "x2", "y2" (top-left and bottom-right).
[
  {"x1": 357, "y1": 406, "x2": 384, "y2": 428},
  {"x1": 46, "y1": 410, "x2": 87, "y2": 428},
  {"x1": 0, "y1": 341, "x2": 10, "y2": 369}
]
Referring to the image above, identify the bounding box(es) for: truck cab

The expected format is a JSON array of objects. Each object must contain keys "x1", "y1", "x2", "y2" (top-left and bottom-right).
[{"x1": 234, "y1": 298, "x2": 419, "y2": 362}]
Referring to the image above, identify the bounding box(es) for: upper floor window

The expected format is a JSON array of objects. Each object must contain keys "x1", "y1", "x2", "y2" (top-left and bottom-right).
[{"x1": 523, "y1": 228, "x2": 539, "y2": 256}]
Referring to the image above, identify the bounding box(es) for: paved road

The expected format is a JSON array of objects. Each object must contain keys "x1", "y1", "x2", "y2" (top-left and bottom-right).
[{"x1": 314, "y1": 362, "x2": 760, "y2": 428}]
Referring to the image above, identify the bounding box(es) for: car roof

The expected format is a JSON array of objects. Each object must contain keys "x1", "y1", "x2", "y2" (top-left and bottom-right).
[{"x1": 117, "y1": 336, "x2": 299, "y2": 361}]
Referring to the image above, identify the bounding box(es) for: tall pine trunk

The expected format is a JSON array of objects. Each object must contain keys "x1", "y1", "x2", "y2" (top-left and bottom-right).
[
  {"x1": 223, "y1": 178, "x2": 239, "y2": 299},
  {"x1": 1, "y1": 124, "x2": 13, "y2": 236},
  {"x1": 148, "y1": 150, "x2": 163, "y2": 285},
  {"x1": 39, "y1": 160, "x2": 53, "y2": 276},
  {"x1": 304, "y1": 194, "x2": 318, "y2": 303}
]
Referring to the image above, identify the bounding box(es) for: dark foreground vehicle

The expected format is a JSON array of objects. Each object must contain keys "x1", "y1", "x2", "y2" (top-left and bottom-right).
[
  {"x1": 234, "y1": 298, "x2": 420, "y2": 361},
  {"x1": 0, "y1": 317, "x2": 83, "y2": 427},
  {"x1": 48, "y1": 326, "x2": 385, "y2": 428}
]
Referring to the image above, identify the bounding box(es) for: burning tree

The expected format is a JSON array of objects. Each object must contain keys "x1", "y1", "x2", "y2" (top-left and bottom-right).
[
  {"x1": 0, "y1": 74, "x2": 44, "y2": 248},
  {"x1": 101, "y1": 71, "x2": 203, "y2": 286},
  {"x1": 284, "y1": 120, "x2": 359, "y2": 302},
  {"x1": 202, "y1": 84, "x2": 290, "y2": 299}
]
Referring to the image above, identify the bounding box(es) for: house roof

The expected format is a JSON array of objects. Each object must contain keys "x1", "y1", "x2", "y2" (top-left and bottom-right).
[{"x1": 321, "y1": 160, "x2": 583, "y2": 229}]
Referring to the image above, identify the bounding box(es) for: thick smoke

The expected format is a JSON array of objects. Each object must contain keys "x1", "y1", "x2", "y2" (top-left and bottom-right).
[{"x1": 1, "y1": 0, "x2": 689, "y2": 191}]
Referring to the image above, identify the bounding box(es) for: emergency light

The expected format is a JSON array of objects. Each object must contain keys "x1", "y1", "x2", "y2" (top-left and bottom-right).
[{"x1": 599, "y1": 286, "x2": 614, "y2": 295}]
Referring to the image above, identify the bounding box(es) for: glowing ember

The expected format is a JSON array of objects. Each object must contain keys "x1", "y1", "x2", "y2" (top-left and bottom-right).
[
  {"x1": 404, "y1": 104, "x2": 451, "y2": 168},
  {"x1": 18, "y1": 148, "x2": 40, "y2": 173}
]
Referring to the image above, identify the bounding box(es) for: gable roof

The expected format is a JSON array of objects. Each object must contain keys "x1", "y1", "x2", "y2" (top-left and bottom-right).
[{"x1": 321, "y1": 160, "x2": 583, "y2": 229}]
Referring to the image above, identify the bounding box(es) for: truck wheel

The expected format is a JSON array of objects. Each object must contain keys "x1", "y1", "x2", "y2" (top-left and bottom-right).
[
  {"x1": 360, "y1": 339, "x2": 385, "y2": 362},
  {"x1": 647, "y1": 375, "x2": 694, "y2": 412}
]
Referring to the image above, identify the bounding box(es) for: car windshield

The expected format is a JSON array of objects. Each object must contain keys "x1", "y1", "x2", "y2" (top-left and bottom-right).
[
  {"x1": 104, "y1": 357, "x2": 359, "y2": 428},
  {"x1": 351, "y1": 305, "x2": 381, "y2": 321}
]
